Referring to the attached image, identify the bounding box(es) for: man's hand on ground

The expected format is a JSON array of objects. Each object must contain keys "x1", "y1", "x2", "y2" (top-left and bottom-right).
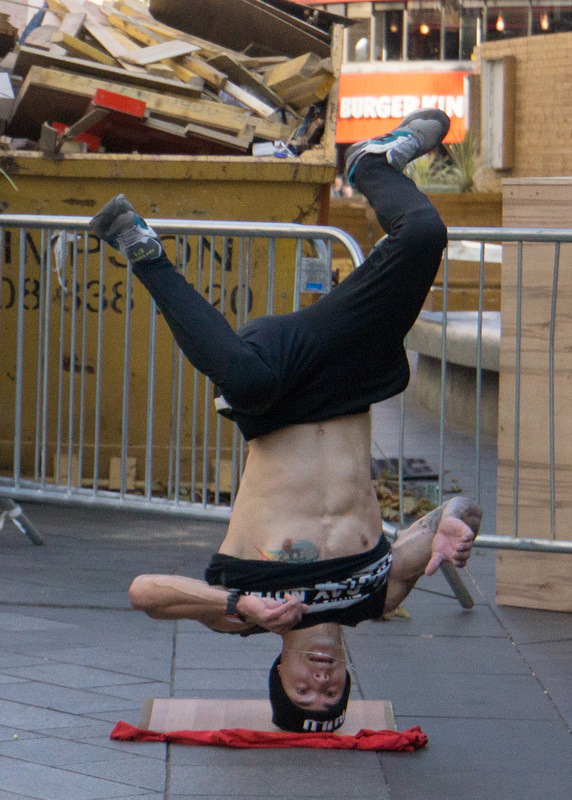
[{"x1": 236, "y1": 594, "x2": 308, "y2": 634}]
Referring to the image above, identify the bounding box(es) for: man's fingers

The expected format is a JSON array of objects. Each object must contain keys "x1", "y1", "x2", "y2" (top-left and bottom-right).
[
  {"x1": 263, "y1": 597, "x2": 305, "y2": 620},
  {"x1": 424, "y1": 554, "x2": 442, "y2": 576}
]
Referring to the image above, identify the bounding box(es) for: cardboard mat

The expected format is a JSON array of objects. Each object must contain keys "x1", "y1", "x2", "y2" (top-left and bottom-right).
[{"x1": 139, "y1": 698, "x2": 396, "y2": 735}]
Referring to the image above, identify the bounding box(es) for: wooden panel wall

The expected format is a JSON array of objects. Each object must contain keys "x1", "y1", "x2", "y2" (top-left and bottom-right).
[
  {"x1": 475, "y1": 33, "x2": 572, "y2": 190},
  {"x1": 496, "y1": 179, "x2": 572, "y2": 611}
]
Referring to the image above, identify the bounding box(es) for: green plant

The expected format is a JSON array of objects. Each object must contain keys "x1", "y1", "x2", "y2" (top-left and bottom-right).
[
  {"x1": 444, "y1": 129, "x2": 480, "y2": 192},
  {"x1": 404, "y1": 129, "x2": 481, "y2": 193},
  {"x1": 404, "y1": 151, "x2": 458, "y2": 190}
]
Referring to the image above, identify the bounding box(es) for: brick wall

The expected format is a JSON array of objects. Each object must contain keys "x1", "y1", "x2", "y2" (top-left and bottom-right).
[{"x1": 475, "y1": 33, "x2": 572, "y2": 189}]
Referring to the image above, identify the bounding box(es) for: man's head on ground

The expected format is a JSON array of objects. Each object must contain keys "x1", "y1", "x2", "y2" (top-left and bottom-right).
[{"x1": 269, "y1": 624, "x2": 351, "y2": 732}]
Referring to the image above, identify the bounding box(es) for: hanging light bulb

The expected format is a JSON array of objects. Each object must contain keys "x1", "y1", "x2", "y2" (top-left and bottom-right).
[
  {"x1": 496, "y1": 14, "x2": 505, "y2": 32},
  {"x1": 389, "y1": 23, "x2": 398, "y2": 33},
  {"x1": 540, "y1": 13, "x2": 550, "y2": 30},
  {"x1": 420, "y1": 23, "x2": 430, "y2": 34}
]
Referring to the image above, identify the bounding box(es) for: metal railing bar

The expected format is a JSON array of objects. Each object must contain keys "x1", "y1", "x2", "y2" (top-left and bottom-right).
[
  {"x1": 13, "y1": 229, "x2": 26, "y2": 487},
  {"x1": 548, "y1": 242, "x2": 560, "y2": 541},
  {"x1": 33, "y1": 230, "x2": 47, "y2": 482},
  {"x1": 3, "y1": 216, "x2": 572, "y2": 245},
  {"x1": 438, "y1": 244, "x2": 449, "y2": 505},
  {"x1": 66, "y1": 233, "x2": 79, "y2": 491},
  {"x1": 77, "y1": 232, "x2": 90, "y2": 491},
  {"x1": 513, "y1": 241, "x2": 523, "y2": 538},
  {"x1": 145, "y1": 295, "x2": 157, "y2": 501},
  {"x1": 120, "y1": 257, "x2": 133, "y2": 498},
  {"x1": 267, "y1": 238, "x2": 276, "y2": 314},
  {"x1": 475, "y1": 242, "x2": 485, "y2": 506},
  {"x1": 293, "y1": 238, "x2": 303, "y2": 312},
  {"x1": 40, "y1": 234, "x2": 53, "y2": 488},
  {"x1": 201, "y1": 236, "x2": 216, "y2": 508},
  {"x1": 55, "y1": 229, "x2": 66, "y2": 487},
  {"x1": 92, "y1": 245, "x2": 105, "y2": 494},
  {"x1": 174, "y1": 234, "x2": 186, "y2": 505}
]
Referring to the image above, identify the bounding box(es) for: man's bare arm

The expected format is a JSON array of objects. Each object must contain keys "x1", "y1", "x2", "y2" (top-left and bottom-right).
[{"x1": 128, "y1": 574, "x2": 307, "y2": 634}]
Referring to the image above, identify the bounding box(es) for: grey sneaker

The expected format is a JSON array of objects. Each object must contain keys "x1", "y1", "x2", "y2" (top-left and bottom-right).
[
  {"x1": 89, "y1": 194, "x2": 163, "y2": 264},
  {"x1": 345, "y1": 109, "x2": 451, "y2": 185}
]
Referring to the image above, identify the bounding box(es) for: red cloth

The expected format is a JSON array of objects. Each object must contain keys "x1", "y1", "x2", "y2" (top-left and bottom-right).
[{"x1": 110, "y1": 721, "x2": 427, "y2": 751}]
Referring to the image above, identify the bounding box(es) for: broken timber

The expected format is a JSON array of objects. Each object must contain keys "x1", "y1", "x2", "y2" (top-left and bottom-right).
[{"x1": 7, "y1": 66, "x2": 296, "y2": 142}]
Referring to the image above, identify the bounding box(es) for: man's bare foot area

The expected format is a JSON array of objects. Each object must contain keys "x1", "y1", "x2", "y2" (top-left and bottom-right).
[{"x1": 425, "y1": 497, "x2": 481, "y2": 576}]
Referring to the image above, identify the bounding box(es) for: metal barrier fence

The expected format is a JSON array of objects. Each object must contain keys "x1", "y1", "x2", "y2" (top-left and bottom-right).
[
  {"x1": 0, "y1": 215, "x2": 362, "y2": 524},
  {"x1": 1, "y1": 215, "x2": 571, "y2": 555}
]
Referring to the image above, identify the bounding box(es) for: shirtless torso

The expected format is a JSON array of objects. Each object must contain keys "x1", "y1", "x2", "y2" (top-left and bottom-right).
[
  {"x1": 220, "y1": 413, "x2": 381, "y2": 562},
  {"x1": 129, "y1": 408, "x2": 479, "y2": 640}
]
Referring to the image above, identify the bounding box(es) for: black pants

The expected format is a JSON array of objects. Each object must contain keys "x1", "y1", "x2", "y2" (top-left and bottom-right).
[{"x1": 133, "y1": 156, "x2": 447, "y2": 441}]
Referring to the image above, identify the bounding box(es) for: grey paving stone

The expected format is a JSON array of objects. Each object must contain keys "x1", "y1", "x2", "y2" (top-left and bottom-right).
[
  {"x1": 537, "y1": 676, "x2": 572, "y2": 728},
  {"x1": 168, "y1": 797, "x2": 341, "y2": 800},
  {"x1": 0, "y1": 632, "x2": 107, "y2": 652},
  {"x1": 174, "y1": 624, "x2": 278, "y2": 651},
  {"x1": 0, "y1": 676, "x2": 26, "y2": 686},
  {"x1": 81, "y1": 737, "x2": 167, "y2": 761},
  {"x1": 96, "y1": 795, "x2": 161, "y2": 800},
  {"x1": 379, "y1": 765, "x2": 571, "y2": 800},
  {"x1": 174, "y1": 636, "x2": 280, "y2": 669},
  {"x1": 494, "y1": 605, "x2": 572, "y2": 644},
  {"x1": 84, "y1": 711, "x2": 143, "y2": 726},
  {"x1": 73, "y1": 757, "x2": 166, "y2": 792},
  {"x1": 0, "y1": 727, "x2": 41, "y2": 742},
  {"x1": 518, "y1": 639, "x2": 572, "y2": 674},
  {"x1": 0, "y1": 611, "x2": 77, "y2": 633},
  {"x1": 0, "y1": 791, "x2": 41, "y2": 800},
  {"x1": 0, "y1": 655, "x2": 52, "y2": 669},
  {"x1": 0, "y1": 699, "x2": 100, "y2": 731},
  {"x1": 0, "y1": 760, "x2": 153, "y2": 800},
  {"x1": 379, "y1": 716, "x2": 572, "y2": 800},
  {"x1": 168, "y1": 742, "x2": 381, "y2": 768},
  {"x1": 28, "y1": 722, "x2": 126, "y2": 741},
  {"x1": 344, "y1": 630, "x2": 531, "y2": 675},
  {"x1": 0, "y1": 737, "x2": 139, "y2": 767},
  {"x1": 0, "y1": 683, "x2": 140, "y2": 715},
  {"x1": 152, "y1": 688, "x2": 273, "y2": 700},
  {"x1": 346, "y1": 600, "x2": 506, "y2": 639},
  {"x1": 20, "y1": 647, "x2": 172, "y2": 681},
  {"x1": 89, "y1": 683, "x2": 171, "y2": 704},
  {"x1": 173, "y1": 668, "x2": 269, "y2": 693},
  {"x1": 168, "y1": 764, "x2": 388, "y2": 798},
  {"x1": 0, "y1": 665, "x2": 154, "y2": 690},
  {"x1": 356, "y1": 669, "x2": 561, "y2": 720}
]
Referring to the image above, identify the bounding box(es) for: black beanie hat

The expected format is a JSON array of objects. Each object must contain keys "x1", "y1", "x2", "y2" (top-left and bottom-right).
[{"x1": 268, "y1": 656, "x2": 351, "y2": 733}]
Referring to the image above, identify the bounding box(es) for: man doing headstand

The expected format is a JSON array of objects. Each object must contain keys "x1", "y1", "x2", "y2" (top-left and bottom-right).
[{"x1": 89, "y1": 109, "x2": 481, "y2": 734}]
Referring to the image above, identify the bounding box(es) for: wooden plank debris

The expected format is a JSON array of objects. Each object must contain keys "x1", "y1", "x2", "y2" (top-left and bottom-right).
[
  {"x1": 7, "y1": 66, "x2": 294, "y2": 142},
  {"x1": 122, "y1": 39, "x2": 199, "y2": 65},
  {"x1": 48, "y1": 12, "x2": 85, "y2": 57},
  {"x1": 263, "y1": 52, "x2": 322, "y2": 93},
  {"x1": 13, "y1": 46, "x2": 204, "y2": 99},
  {"x1": 146, "y1": 62, "x2": 176, "y2": 79},
  {"x1": 2, "y1": 0, "x2": 342, "y2": 156},
  {"x1": 208, "y1": 52, "x2": 298, "y2": 115},
  {"x1": 50, "y1": 31, "x2": 118, "y2": 66},
  {"x1": 38, "y1": 121, "x2": 59, "y2": 153},
  {"x1": 56, "y1": 11, "x2": 86, "y2": 39},
  {"x1": 24, "y1": 25, "x2": 62, "y2": 51},
  {"x1": 223, "y1": 81, "x2": 277, "y2": 119}
]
